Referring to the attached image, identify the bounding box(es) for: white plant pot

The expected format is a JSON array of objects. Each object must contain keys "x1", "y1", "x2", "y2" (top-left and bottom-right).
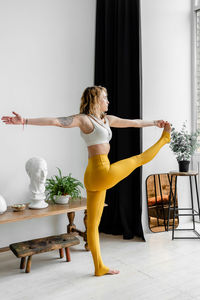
[{"x1": 54, "y1": 195, "x2": 70, "y2": 204}]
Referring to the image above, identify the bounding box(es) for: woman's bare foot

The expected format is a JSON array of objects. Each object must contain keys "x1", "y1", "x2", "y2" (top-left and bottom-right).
[
  {"x1": 161, "y1": 122, "x2": 171, "y2": 143},
  {"x1": 106, "y1": 269, "x2": 120, "y2": 275},
  {"x1": 163, "y1": 122, "x2": 171, "y2": 133}
]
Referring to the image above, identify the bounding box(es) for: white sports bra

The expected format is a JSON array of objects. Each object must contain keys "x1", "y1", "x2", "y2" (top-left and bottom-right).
[{"x1": 80, "y1": 115, "x2": 112, "y2": 147}]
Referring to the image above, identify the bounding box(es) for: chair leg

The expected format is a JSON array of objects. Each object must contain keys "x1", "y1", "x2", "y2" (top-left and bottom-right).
[
  {"x1": 20, "y1": 257, "x2": 26, "y2": 269},
  {"x1": 190, "y1": 176, "x2": 195, "y2": 230},
  {"x1": 59, "y1": 248, "x2": 64, "y2": 258},
  {"x1": 65, "y1": 247, "x2": 71, "y2": 262},
  {"x1": 194, "y1": 175, "x2": 200, "y2": 221},
  {"x1": 167, "y1": 175, "x2": 173, "y2": 231},
  {"x1": 25, "y1": 256, "x2": 32, "y2": 273}
]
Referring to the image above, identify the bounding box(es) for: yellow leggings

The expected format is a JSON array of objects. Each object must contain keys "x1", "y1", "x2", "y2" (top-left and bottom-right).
[{"x1": 84, "y1": 130, "x2": 170, "y2": 276}]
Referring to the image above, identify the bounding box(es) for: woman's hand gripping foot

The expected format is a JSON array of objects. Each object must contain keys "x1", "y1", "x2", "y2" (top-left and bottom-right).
[
  {"x1": 162, "y1": 121, "x2": 171, "y2": 143},
  {"x1": 164, "y1": 121, "x2": 171, "y2": 133}
]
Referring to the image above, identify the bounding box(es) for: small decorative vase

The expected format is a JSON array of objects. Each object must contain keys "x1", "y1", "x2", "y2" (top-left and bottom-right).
[
  {"x1": 178, "y1": 160, "x2": 190, "y2": 172},
  {"x1": 54, "y1": 195, "x2": 70, "y2": 204},
  {"x1": 0, "y1": 195, "x2": 7, "y2": 214}
]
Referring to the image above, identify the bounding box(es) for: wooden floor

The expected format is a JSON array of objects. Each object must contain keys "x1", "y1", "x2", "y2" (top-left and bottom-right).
[{"x1": 1, "y1": 223, "x2": 200, "y2": 300}]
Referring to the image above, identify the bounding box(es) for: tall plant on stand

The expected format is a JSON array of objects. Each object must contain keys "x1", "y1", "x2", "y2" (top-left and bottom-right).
[{"x1": 169, "y1": 122, "x2": 200, "y2": 172}]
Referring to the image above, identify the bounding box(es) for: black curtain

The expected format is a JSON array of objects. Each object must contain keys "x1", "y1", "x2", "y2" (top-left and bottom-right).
[{"x1": 95, "y1": 0, "x2": 144, "y2": 240}]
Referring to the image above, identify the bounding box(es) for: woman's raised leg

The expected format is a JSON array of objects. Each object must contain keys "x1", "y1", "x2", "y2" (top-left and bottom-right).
[{"x1": 102, "y1": 125, "x2": 171, "y2": 190}]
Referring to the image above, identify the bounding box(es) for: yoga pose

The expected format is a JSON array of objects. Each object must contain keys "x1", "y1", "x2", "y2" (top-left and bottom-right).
[{"x1": 1, "y1": 85, "x2": 171, "y2": 276}]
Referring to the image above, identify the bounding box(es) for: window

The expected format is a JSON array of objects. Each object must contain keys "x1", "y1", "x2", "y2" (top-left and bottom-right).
[
  {"x1": 192, "y1": 1, "x2": 200, "y2": 174},
  {"x1": 193, "y1": 3, "x2": 200, "y2": 153},
  {"x1": 196, "y1": 10, "x2": 200, "y2": 146}
]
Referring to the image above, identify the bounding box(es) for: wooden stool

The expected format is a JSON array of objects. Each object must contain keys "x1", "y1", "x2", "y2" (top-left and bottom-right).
[{"x1": 9, "y1": 233, "x2": 80, "y2": 273}]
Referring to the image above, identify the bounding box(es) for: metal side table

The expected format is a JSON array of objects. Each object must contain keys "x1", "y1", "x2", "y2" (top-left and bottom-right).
[{"x1": 167, "y1": 171, "x2": 200, "y2": 239}]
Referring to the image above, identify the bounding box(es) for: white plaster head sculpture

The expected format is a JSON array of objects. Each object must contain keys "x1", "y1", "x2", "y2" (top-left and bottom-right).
[
  {"x1": 25, "y1": 157, "x2": 48, "y2": 209},
  {"x1": 0, "y1": 194, "x2": 7, "y2": 214}
]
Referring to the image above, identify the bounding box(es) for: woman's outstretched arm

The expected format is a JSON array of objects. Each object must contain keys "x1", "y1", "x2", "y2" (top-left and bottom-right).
[
  {"x1": 106, "y1": 115, "x2": 166, "y2": 128},
  {"x1": 1, "y1": 112, "x2": 82, "y2": 128}
]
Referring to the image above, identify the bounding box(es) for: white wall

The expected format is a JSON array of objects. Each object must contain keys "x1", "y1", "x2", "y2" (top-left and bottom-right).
[
  {"x1": 141, "y1": 0, "x2": 192, "y2": 232},
  {"x1": 0, "y1": 0, "x2": 96, "y2": 247}
]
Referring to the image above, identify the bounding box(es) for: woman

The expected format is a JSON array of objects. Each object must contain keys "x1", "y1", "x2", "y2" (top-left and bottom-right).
[{"x1": 1, "y1": 85, "x2": 171, "y2": 276}]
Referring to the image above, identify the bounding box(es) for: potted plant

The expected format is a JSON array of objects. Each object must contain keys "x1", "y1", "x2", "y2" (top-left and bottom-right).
[
  {"x1": 169, "y1": 122, "x2": 200, "y2": 172},
  {"x1": 45, "y1": 168, "x2": 84, "y2": 204}
]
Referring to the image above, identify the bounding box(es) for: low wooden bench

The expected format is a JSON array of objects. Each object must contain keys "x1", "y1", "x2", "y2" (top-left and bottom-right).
[{"x1": 9, "y1": 233, "x2": 80, "y2": 273}]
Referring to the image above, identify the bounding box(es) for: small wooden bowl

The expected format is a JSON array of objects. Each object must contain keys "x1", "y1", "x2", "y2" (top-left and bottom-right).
[{"x1": 11, "y1": 204, "x2": 26, "y2": 212}]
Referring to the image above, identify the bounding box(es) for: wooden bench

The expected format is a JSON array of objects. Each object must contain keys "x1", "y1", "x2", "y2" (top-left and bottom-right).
[{"x1": 9, "y1": 233, "x2": 80, "y2": 273}]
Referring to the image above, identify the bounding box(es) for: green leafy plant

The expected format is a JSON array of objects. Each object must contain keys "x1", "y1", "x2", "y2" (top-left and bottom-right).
[
  {"x1": 46, "y1": 168, "x2": 84, "y2": 202},
  {"x1": 170, "y1": 122, "x2": 200, "y2": 161}
]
